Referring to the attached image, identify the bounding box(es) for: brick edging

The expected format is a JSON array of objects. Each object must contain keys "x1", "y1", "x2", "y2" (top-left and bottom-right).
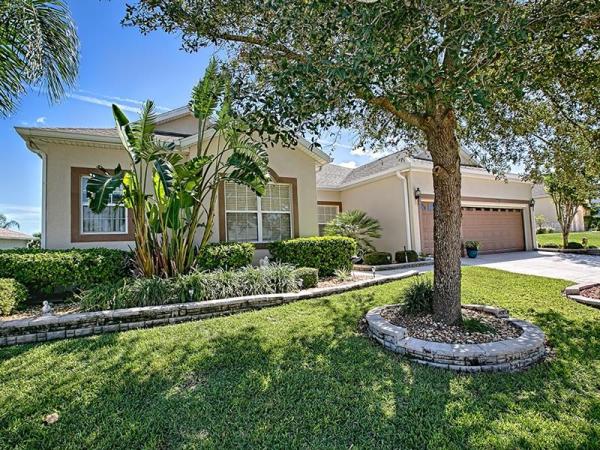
[
  {"x1": 565, "y1": 282, "x2": 600, "y2": 308},
  {"x1": 366, "y1": 304, "x2": 547, "y2": 373},
  {"x1": 354, "y1": 260, "x2": 434, "y2": 272},
  {"x1": 0, "y1": 270, "x2": 420, "y2": 347}
]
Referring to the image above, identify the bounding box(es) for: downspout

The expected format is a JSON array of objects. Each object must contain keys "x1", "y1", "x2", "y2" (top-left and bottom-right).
[
  {"x1": 395, "y1": 170, "x2": 413, "y2": 250},
  {"x1": 27, "y1": 140, "x2": 47, "y2": 249}
]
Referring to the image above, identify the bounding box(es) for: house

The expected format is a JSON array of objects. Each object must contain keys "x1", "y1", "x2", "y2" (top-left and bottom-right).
[
  {"x1": 317, "y1": 150, "x2": 537, "y2": 255},
  {"x1": 16, "y1": 107, "x2": 331, "y2": 254},
  {"x1": 532, "y1": 184, "x2": 586, "y2": 232},
  {"x1": 17, "y1": 105, "x2": 538, "y2": 257},
  {"x1": 0, "y1": 228, "x2": 33, "y2": 250}
]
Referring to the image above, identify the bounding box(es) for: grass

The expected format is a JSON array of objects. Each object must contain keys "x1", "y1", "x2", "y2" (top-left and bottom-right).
[
  {"x1": 462, "y1": 317, "x2": 495, "y2": 334},
  {"x1": 536, "y1": 230, "x2": 600, "y2": 247},
  {"x1": 1, "y1": 267, "x2": 599, "y2": 449}
]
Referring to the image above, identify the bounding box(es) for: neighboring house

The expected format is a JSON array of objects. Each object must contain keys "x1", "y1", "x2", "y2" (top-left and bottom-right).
[
  {"x1": 16, "y1": 106, "x2": 331, "y2": 255},
  {"x1": 532, "y1": 184, "x2": 586, "y2": 232},
  {"x1": 317, "y1": 150, "x2": 537, "y2": 255},
  {"x1": 0, "y1": 228, "x2": 33, "y2": 250}
]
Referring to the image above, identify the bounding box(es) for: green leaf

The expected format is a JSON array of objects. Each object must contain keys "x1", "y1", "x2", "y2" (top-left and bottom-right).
[{"x1": 86, "y1": 166, "x2": 125, "y2": 214}]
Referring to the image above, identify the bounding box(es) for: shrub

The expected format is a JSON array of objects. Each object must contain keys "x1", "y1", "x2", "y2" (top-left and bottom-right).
[
  {"x1": 464, "y1": 241, "x2": 480, "y2": 250},
  {"x1": 195, "y1": 242, "x2": 254, "y2": 271},
  {"x1": 323, "y1": 209, "x2": 382, "y2": 256},
  {"x1": 0, "y1": 278, "x2": 28, "y2": 315},
  {"x1": 395, "y1": 250, "x2": 418, "y2": 263},
  {"x1": 268, "y1": 236, "x2": 355, "y2": 276},
  {"x1": 539, "y1": 242, "x2": 560, "y2": 249},
  {"x1": 293, "y1": 267, "x2": 319, "y2": 289},
  {"x1": 78, "y1": 264, "x2": 299, "y2": 311},
  {"x1": 536, "y1": 228, "x2": 548, "y2": 234},
  {"x1": 334, "y1": 268, "x2": 352, "y2": 281},
  {"x1": 0, "y1": 248, "x2": 130, "y2": 296},
  {"x1": 363, "y1": 252, "x2": 392, "y2": 265},
  {"x1": 566, "y1": 241, "x2": 584, "y2": 249},
  {"x1": 402, "y1": 277, "x2": 434, "y2": 314}
]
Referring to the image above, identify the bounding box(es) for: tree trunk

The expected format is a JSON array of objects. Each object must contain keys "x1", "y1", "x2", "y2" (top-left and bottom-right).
[
  {"x1": 425, "y1": 111, "x2": 462, "y2": 325},
  {"x1": 562, "y1": 230, "x2": 569, "y2": 249}
]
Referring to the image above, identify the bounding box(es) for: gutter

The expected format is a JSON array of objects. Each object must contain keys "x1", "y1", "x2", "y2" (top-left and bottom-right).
[{"x1": 395, "y1": 170, "x2": 413, "y2": 251}]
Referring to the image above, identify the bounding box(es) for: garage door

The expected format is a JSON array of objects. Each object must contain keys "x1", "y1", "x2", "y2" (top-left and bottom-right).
[{"x1": 419, "y1": 203, "x2": 525, "y2": 255}]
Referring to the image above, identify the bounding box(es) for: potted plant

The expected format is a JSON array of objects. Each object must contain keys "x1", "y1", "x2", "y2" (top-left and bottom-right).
[{"x1": 464, "y1": 241, "x2": 480, "y2": 258}]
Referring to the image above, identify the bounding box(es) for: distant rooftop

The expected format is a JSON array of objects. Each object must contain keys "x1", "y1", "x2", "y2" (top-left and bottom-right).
[{"x1": 0, "y1": 228, "x2": 33, "y2": 241}]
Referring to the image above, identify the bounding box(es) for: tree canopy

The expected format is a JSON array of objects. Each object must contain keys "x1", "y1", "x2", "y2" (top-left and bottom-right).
[{"x1": 123, "y1": 0, "x2": 599, "y2": 324}]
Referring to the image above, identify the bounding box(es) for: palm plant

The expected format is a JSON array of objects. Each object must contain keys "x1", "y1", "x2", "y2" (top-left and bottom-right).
[
  {"x1": 324, "y1": 210, "x2": 382, "y2": 256},
  {"x1": 0, "y1": 0, "x2": 79, "y2": 116},
  {"x1": 0, "y1": 214, "x2": 20, "y2": 230},
  {"x1": 86, "y1": 59, "x2": 270, "y2": 277}
]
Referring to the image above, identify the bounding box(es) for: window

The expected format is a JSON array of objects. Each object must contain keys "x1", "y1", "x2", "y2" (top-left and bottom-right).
[
  {"x1": 224, "y1": 182, "x2": 292, "y2": 242},
  {"x1": 80, "y1": 177, "x2": 127, "y2": 234},
  {"x1": 318, "y1": 204, "x2": 340, "y2": 236}
]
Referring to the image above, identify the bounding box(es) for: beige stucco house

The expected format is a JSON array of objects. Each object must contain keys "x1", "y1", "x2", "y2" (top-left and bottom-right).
[
  {"x1": 17, "y1": 105, "x2": 539, "y2": 257},
  {"x1": 16, "y1": 107, "x2": 330, "y2": 253},
  {"x1": 317, "y1": 150, "x2": 537, "y2": 255},
  {"x1": 0, "y1": 229, "x2": 33, "y2": 250},
  {"x1": 532, "y1": 184, "x2": 586, "y2": 232}
]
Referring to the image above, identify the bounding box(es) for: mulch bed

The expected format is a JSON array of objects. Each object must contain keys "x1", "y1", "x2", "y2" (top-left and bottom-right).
[
  {"x1": 317, "y1": 274, "x2": 371, "y2": 288},
  {"x1": 2, "y1": 303, "x2": 80, "y2": 321},
  {"x1": 380, "y1": 307, "x2": 522, "y2": 344},
  {"x1": 580, "y1": 285, "x2": 600, "y2": 300}
]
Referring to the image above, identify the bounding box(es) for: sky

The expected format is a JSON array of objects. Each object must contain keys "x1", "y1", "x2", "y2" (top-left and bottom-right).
[{"x1": 0, "y1": 0, "x2": 378, "y2": 235}]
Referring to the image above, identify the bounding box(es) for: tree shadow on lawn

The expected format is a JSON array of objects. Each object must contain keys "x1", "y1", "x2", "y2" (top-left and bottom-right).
[{"x1": 0, "y1": 291, "x2": 599, "y2": 449}]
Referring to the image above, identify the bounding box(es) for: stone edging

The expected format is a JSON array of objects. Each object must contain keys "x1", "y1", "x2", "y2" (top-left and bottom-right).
[
  {"x1": 365, "y1": 304, "x2": 546, "y2": 373},
  {"x1": 537, "y1": 248, "x2": 600, "y2": 255},
  {"x1": 354, "y1": 259, "x2": 434, "y2": 272},
  {"x1": 565, "y1": 282, "x2": 600, "y2": 308},
  {"x1": 0, "y1": 270, "x2": 420, "y2": 347}
]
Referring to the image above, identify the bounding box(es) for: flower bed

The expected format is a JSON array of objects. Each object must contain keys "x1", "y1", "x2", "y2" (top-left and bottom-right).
[
  {"x1": 365, "y1": 304, "x2": 547, "y2": 373},
  {"x1": 565, "y1": 282, "x2": 600, "y2": 308}
]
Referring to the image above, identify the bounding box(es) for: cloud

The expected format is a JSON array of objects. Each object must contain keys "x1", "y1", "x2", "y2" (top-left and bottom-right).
[
  {"x1": 0, "y1": 204, "x2": 41, "y2": 234},
  {"x1": 66, "y1": 93, "x2": 142, "y2": 113},
  {"x1": 350, "y1": 146, "x2": 394, "y2": 160},
  {"x1": 337, "y1": 161, "x2": 358, "y2": 169},
  {"x1": 76, "y1": 90, "x2": 171, "y2": 112},
  {"x1": 36, "y1": 116, "x2": 46, "y2": 124}
]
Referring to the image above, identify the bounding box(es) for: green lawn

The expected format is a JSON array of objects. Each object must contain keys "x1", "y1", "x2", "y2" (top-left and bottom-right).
[
  {"x1": 1, "y1": 267, "x2": 599, "y2": 449},
  {"x1": 536, "y1": 230, "x2": 600, "y2": 247}
]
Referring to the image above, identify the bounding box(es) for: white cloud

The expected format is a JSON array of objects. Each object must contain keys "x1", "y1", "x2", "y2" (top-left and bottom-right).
[
  {"x1": 76, "y1": 90, "x2": 171, "y2": 112},
  {"x1": 66, "y1": 93, "x2": 142, "y2": 113},
  {"x1": 337, "y1": 161, "x2": 358, "y2": 169},
  {"x1": 36, "y1": 116, "x2": 46, "y2": 124},
  {"x1": 350, "y1": 146, "x2": 394, "y2": 160},
  {"x1": 0, "y1": 204, "x2": 41, "y2": 234}
]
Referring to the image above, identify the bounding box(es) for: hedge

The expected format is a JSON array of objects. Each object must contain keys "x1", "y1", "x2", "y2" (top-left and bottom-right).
[
  {"x1": 363, "y1": 252, "x2": 392, "y2": 266},
  {"x1": 0, "y1": 248, "x2": 130, "y2": 296},
  {"x1": 566, "y1": 241, "x2": 584, "y2": 249},
  {"x1": 0, "y1": 278, "x2": 27, "y2": 315},
  {"x1": 293, "y1": 267, "x2": 319, "y2": 289},
  {"x1": 395, "y1": 250, "x2": 418, "y2": 263},
  {"x1": 195, "y1": 242, "x2": 254, "y2": 270},
  {"x1": 78, "y1": 263, "x2": 299, "y2": 311},
  {"x1": 539, "y1": 242, "x2": 560, "y2": 249},
  {"x1": 268, "y1": 236, "x2": 356, "y2": 276}
]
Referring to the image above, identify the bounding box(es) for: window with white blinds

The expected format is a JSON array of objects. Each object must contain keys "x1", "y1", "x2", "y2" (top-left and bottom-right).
[
  {"x1": 80, "y1": 177, "x2": 127, "y2": 234},
  {"x1": 317, "y1": 204, "x2": 340, "y2": 236},
  {"x1": 224, "y1": 182, "x2": 292, "y2": 242}
]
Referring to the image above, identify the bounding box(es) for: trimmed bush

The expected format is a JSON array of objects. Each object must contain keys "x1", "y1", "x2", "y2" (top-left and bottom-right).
[
  {"x1": 0, "y1": 248, "x2": 130, "y2": 296},
  {"x1": 0, "y1": 278, "x2": 28, "y2": 315},
  {"x1": 268, "y1": 236, "x2": 355, "y2": 276},
  {"x1": 195, "y1": 242, "x2": 254, "y2": 270},
  {"x1": 566, "y1": 241, "x2": 584, "y2": 249},
  {"x1": 395, "y1": 250, "x2": 418, "y2": 263},
  {"x1": 363, "y1": 252, "x2": 392, "y2": 266},
  {"x1": 539, "y1": 242, "x2": 560, "y2": 249},
  {"x1": 78, "y1": 263, "x2": 299, "y2": 311},
  {"x1": 293, "y1": 267, "x2": 319, "y2": 289},
  {"x1": 402, "y1": 277, "x2": 434, "y2": 314}
]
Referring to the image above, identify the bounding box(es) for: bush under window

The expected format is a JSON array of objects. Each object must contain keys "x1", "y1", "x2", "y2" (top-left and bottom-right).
[
  {"x1": 0, "y1": 248, "x2": 130, "y2": 296},
  {"x1": 0, "y1": 278, "x2": 28, "y2": 316},
  {"x1": 195, "y1": 242, "x2": 254, "y2": 270},
  {"x1": 268, "y1": 236, "x2": 355, "y2": 276}
]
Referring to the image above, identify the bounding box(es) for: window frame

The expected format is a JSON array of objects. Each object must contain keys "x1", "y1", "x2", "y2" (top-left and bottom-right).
[
  {"x1": 224, "y1": 181, "x2": 293, "y2": 243},
  {"x1": 317, "y1": 201, "x2": 342, "y2": 236},
  {"x1": 80, "y1": 176, "x2": 128, "y2": 236}
]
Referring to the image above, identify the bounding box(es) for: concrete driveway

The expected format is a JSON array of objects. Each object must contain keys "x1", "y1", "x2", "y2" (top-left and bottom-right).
[{"x1": 371, "y1": 251, "x2": 600, "y2": 283}]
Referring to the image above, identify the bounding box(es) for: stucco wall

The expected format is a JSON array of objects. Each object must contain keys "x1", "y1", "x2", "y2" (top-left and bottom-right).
[
  {"x1": 534, "y1": 196, "x2": 586, "y2": 232},
  {"x1": 339, "y1": 175, "x2": 409, "y2": 255},
  {"x1": 316, "y1": 189, "x2": 342, "y2": 202},
  {"x1": 37, "y1": 129, "x2": 319, "y2": 250},
  {"x1": 0, "y1": 239, "x2": 29, "y2": 250}
]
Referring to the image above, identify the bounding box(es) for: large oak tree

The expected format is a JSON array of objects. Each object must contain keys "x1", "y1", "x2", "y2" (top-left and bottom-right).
[{"x1": 123, "y1": 0, "x2": 598, "y2": 324}]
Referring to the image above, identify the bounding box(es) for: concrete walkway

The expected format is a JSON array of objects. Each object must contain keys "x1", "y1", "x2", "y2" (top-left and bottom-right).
[{"x1": 368, "y1": 251, "x2": 600, "y2": 284}]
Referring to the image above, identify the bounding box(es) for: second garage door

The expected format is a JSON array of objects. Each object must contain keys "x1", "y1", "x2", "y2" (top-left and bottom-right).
[{"x1": 419, "y1": 203, "x2": 525, "y2": 255}]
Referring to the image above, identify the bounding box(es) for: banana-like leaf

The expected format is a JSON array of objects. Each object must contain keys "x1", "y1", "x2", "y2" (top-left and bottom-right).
[
  {"x1": 164, "y1": 196, "x2": 181, "y2": 230},
  {"x1": 112, "y1": 105, "x2": 139, "y2": 162},
  {"x1": 122, "y1": 172, "x2": 137, "y2": 209},
  {"x1": 153, "y1": 157, "x2": 175, "y2": 197},
  {"x1": 86, "y1": 166, "x2": 125, "y2": 213},
  {"x1": 189, "y1": 58, "x2": 223, "y2": 121}
]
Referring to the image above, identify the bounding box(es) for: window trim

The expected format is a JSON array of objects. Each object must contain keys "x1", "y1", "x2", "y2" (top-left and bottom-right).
[
  {"x1": 71, "y1": 167, "x2": 134, "y2": 243},
  {"x1": 80, "y1": 175, "x2": 129, "y2": 236},
  {"x1": 317, "y1": 201, "x2": 342, "y2": 235},
  {"x1": 218, "y1": 169, "x2": 299, "y2": 248}
]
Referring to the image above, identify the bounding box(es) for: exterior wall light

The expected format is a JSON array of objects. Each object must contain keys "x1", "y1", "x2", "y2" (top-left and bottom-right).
[
  {"x1": 529, "y1": 198, "x2": 536, "y2": 208},
  {"x1": 414, "y1": 187, "x2": 422, "y2": 200}
]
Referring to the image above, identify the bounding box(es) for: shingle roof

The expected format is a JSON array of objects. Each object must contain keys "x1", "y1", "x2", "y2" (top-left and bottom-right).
[
  {"x1": 0, "y1": 228, "x2": 33, "y2": 241},
  {"x1": 29, "y1": 127, "x2": 189, "y2": 142}
]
